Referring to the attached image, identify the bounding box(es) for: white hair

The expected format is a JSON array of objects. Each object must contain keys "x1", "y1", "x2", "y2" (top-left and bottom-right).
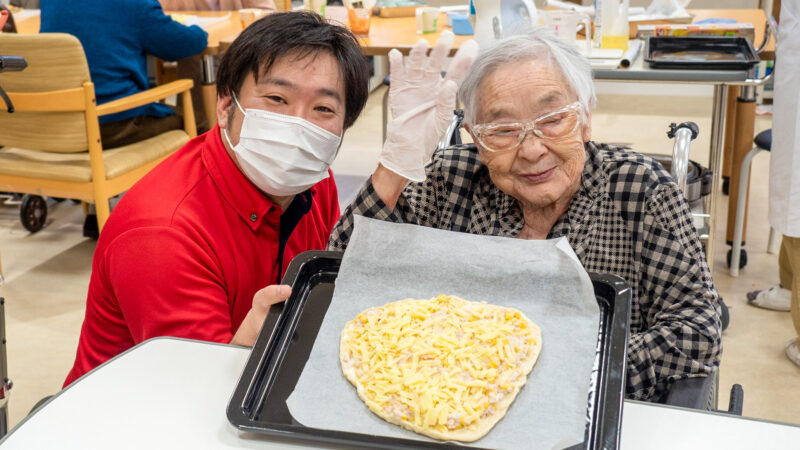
[{"x1": 458, "y1": 26, "x2": 596, "y2": 125}]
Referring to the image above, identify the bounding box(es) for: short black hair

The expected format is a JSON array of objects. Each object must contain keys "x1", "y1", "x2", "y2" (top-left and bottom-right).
[{"x1": 217, "y1": 11, "x2": 370, "y2": 129}]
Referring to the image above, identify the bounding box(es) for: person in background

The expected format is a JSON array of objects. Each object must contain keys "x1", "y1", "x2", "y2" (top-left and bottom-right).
[
  {"x1": 63, "y1": 11, "x2": 370, "y2": 386},
  {"x1": 159, "y1": 0, "x2": 277, "y2": 132},
  {"x1": 746, "y1": 2, "x2": 800, "y2": 368},
  {"x1": 40, "y1": 0, "x2": 207, "y2": 149},
  {"x1": 40, "y1": 0, "x2": 207, "y2": 238}
]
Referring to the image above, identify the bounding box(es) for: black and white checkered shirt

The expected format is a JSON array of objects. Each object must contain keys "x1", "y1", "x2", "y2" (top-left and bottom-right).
[{"x1": 328, "y1": 141, "x2": 722, "y2": 402}]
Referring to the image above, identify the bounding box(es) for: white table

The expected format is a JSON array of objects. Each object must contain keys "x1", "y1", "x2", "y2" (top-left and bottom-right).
[{"x1": 1, "y1": 338, "x2": 797, "y2": 449}]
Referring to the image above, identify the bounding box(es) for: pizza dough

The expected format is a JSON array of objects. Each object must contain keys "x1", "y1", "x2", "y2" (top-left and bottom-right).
[{"x1": 339, "y1": 294, "x2": 542, "y2": 442}]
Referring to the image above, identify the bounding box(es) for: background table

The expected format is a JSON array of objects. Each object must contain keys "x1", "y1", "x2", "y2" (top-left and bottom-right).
[{"x1": 1, "y1": 337, "x2": 797, "y2": 449}]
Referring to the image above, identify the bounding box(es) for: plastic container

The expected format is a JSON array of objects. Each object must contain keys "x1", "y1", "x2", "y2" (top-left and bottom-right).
[
  {"x1": 348, "y1": 7, "x2": 372, "y2": 36},
  {"x1": 596, "y1": 0, "x2": 629, "y2": 50}
]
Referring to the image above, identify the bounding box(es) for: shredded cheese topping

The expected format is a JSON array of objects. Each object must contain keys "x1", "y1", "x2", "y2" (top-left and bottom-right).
[{"x1": 340, "y1": 295, "x2": 539, "y2": 437}]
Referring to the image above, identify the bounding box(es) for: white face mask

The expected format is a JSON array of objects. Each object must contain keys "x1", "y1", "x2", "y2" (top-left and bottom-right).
[{"x1": 223, "y1": 94, "x2": 342, "y2": 197}]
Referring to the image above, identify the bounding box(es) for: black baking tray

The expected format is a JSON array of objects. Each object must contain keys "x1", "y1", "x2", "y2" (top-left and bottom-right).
[
  {"x1": 644, "y1": 36, "x2": 760, "y2": 70},
  {"x1": 227, "y1": 251, "x2": 632, "y2": 449}
]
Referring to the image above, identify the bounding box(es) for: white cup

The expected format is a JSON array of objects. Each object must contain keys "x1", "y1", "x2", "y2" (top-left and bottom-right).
[
  {"x1": 324, "y1": 5, "x2": 348, "y2": 27},
  {"x1": 416, "y1": 7, "x2": 440, "y2": 34},
  {"x1": 542, "y1": 10, "x2": 592, "y2": 55}
]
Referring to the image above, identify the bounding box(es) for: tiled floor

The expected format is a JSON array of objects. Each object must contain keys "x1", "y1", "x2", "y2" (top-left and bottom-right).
[{"x1": 1, "y1": 86, "x2": 798, "y2": 431}]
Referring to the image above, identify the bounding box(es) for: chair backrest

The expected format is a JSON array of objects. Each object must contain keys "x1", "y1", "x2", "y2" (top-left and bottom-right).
[{"x1": 0, "y1": 33, "x2": 92, "y2": 153}]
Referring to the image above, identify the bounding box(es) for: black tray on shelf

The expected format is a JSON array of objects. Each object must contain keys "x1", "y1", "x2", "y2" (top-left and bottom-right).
[
  {"x1": 227, "y1": 251, "x2": 632, "y2": 449},
  {"x1": 645, "y1": 36, "x2": 760, "y2": 70}
]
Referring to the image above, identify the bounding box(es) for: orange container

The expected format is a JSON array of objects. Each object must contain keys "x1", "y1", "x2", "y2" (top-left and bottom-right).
[{"x1": 348, "y1": 8, "x2": 371, "y2": 36}]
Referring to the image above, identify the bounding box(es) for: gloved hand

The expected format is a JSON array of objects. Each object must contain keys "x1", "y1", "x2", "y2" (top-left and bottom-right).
[{"x1": 379, "y1": 31, "x2": 479, "y2": 182}]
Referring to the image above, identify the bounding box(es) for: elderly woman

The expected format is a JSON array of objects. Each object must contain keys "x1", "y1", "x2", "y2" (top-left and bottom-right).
[{"x1": 328, "y1": 29, "x2": 722, "y2": 402}]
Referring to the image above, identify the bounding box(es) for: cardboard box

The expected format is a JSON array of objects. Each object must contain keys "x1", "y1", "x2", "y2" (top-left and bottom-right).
[{"x1": 636, "y1": 23, "x2": 756, "y2": 44}]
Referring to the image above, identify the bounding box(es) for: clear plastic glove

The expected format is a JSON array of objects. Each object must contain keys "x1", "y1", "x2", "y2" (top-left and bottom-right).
[{"x1": 379, "y1": 31, "x2": 479, "y2": 182}]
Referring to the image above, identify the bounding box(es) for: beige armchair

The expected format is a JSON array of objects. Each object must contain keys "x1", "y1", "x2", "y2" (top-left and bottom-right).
[{"x1": 0, "y1": 33, "x2": 196, "y2": 233}]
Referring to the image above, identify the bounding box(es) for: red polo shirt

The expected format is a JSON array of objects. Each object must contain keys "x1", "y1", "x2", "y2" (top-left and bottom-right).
[{"x1": 64, "y1": 125, "x2": 340, "y2": 386}]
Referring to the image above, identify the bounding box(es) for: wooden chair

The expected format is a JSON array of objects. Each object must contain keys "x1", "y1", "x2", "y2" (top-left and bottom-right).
[{"x1": 0, "y1": 33, "x2": 196, "y2": 232}]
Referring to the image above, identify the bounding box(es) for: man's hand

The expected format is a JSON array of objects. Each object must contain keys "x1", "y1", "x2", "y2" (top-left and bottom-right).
[
  {"x1": 230, "y1": 284, "x2": 292, "y2": 347},
  {"x1": 375, "y1": 32, "x2": 478, "y2": 205}
]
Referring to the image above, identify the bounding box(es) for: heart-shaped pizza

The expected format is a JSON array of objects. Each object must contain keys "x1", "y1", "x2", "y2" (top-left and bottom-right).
[{"x1": 340, "y1": 294, "x2": 542, "y2": 442}]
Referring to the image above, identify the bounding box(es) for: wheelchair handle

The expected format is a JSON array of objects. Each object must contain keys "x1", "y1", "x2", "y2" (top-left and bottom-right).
[
  {"x1": 0, "y1": 55, "x2": 28, "y2": 113},
  {"x1": 668, "y1": 122, "x2": 699, "y2": 195},
  {"x1": 438, "y1": 109, "x2": 464, "y2": 151},
  {"x1": 0, "y1": 56, "x2": 26, "y2": 73}
]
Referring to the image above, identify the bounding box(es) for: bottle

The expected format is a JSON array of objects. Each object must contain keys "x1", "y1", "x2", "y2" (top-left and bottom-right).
[
  {"x1": 468, "y1": 0, "x2": 476, "y2": 28},
  {"x1": 599, "y1": 0, "x2": 629, "y2": 51},
  {"x1": 303, "y1": 0, "x2": 327, "y2": 16},
  {"x1": 593, "y1": 0, "x2": 603, "y2": 48}
]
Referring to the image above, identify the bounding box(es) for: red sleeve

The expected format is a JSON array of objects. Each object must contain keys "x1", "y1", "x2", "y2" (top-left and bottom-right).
[{"x1": 104, "y1": 227, "x2": 234, "y2": 344}]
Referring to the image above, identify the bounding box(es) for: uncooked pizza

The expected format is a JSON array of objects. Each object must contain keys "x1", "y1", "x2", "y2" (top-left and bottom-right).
[{"x1": 339, "y1": 294, "x2": 542, "y2": 442}]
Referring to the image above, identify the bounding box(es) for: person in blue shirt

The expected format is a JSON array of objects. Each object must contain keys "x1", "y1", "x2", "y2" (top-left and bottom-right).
[{"x1": 40, "y1": 0, "x2": 208, "y2": 148}]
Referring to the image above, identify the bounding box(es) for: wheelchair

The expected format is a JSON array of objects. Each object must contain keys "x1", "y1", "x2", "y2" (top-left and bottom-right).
[{"x1": 0, "y1": 53, "x2": 52, "y2": 233}]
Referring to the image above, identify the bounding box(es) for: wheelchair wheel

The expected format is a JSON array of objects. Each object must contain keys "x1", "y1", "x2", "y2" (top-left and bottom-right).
[
  {"x1": 726, "y1": 248, "x2": 747, "y2": 269},
  {"x1": 20, "y1": 195, "x2": 47, "y2": 233},
  {"x1": 718, "y1": 298, "x2": 730, "y2": 331}
]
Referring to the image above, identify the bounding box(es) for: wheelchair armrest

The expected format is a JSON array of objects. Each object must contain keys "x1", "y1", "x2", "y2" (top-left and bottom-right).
[
  {"x1": 96, "y1": 79, "x2": 194, "y2": 117},
  {"x1": 665, "y1": 375, "x2": 714, "y2": 410}
]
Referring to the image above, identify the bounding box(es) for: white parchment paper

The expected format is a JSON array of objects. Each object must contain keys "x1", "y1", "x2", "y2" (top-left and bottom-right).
[{"x1": 287, "y1": 216, "x2": 599, "y2": 449}]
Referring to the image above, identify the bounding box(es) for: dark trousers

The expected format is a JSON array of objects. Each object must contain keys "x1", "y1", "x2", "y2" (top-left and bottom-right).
[
  {"x1": 177, "y1": 53, "x2": 220, "y2": 134},
  {"x1": 99, "y1": 111, "x2": 183, "y2": 149}
]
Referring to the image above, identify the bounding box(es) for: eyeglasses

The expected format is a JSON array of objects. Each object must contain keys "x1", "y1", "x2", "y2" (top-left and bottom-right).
[{"x1": 471, "y1": 102, "x2": 583, "y2": 153}]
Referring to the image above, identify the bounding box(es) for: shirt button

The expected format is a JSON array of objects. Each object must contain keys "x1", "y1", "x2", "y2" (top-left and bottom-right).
[{"x1": 250, "y1": 213, "x2": 258, "y2": 222}]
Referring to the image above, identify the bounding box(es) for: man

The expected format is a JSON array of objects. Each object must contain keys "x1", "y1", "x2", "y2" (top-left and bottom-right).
[
  {"x1": 64, "y1": 11, "x2": 370, "y2": 385},
  {"x1": 40, "y1": 0, "x2": 208, "y2": 149}
]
